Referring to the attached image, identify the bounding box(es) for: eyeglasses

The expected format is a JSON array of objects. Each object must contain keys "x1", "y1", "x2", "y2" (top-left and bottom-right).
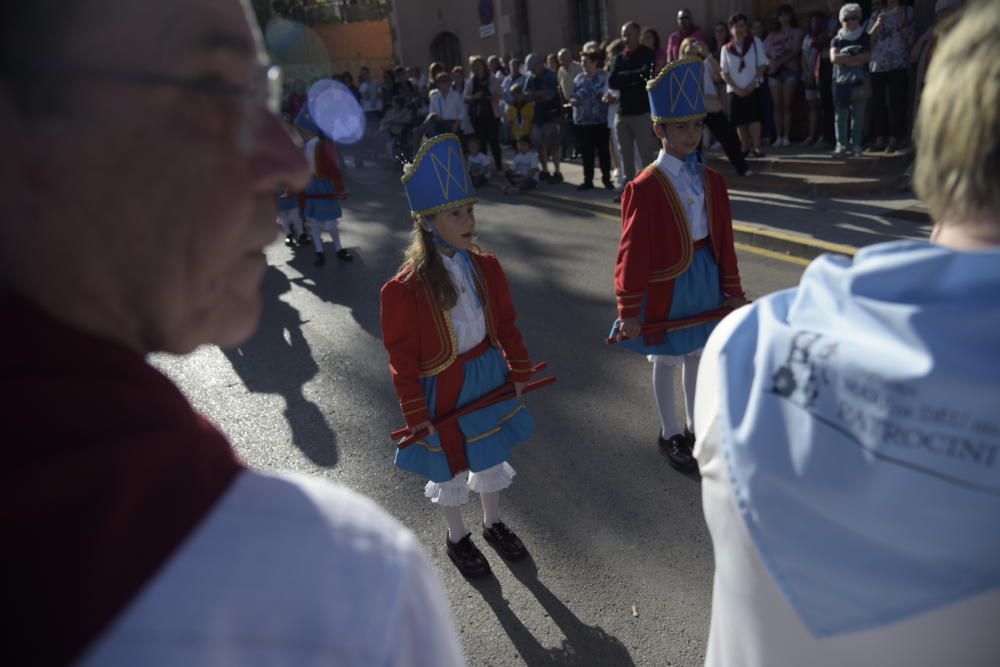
[
  {"x1": 37, "y1": 62, "x2": 283, "y2": 152},
  {"x1": 56, "y1": 62, "x2": 284, "y2": 116}
]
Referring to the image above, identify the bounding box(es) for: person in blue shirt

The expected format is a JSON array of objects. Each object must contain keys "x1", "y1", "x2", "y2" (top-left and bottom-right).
[
  {"x1": 569, "y1": 49, "x2": 613, "y2": 191},
  {"x1": 523, "y1": 53, "x2": 563, "y2": 183}
]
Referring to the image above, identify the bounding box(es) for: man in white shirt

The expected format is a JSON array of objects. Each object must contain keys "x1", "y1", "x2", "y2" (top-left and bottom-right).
[
  {"x1": 424, "y1": 73, "x2": 465, "y2": 139},
  {"x1": 695, "y1": 5, "x2": 1000, "y2": 665},
  {"x1": 1, "y1": 1, "x2": 466, "y2": 664},
  {"x1": 557, "y1": 48, "x2": 584, "y2": 159}
]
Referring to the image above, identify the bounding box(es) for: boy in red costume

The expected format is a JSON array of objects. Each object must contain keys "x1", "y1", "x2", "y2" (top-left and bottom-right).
[{"x1": 611, "y1": 57, "x2": 747, "y2": 471}]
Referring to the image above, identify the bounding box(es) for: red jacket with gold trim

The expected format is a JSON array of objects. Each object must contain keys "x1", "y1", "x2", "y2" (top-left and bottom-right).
[
  {"x1": 381, "y1": 251, "x2": 533, "y2": 427},
  {"x1": 615, "y1": 164, "x2": 744, "y2": 341}
]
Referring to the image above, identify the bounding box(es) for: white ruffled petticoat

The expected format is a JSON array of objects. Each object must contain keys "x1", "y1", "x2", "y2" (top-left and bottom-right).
[
  {"x1": 647, "y1": 347, "x2": 704, "y2": 366},
  {"x1": 424, "y1": 462, "x2": 516, "y2": 507}
]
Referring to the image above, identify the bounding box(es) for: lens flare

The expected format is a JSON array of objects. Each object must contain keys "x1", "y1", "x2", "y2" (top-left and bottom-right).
[{"x1": 308, "y1": 79, "x2": 366, "y2": 145}]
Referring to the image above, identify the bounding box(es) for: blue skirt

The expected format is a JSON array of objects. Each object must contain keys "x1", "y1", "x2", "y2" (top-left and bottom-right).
[
  {"x1": 303, "y1": 177, "x2": 342, "y2": 221},
  {"x1": 611, "y1": 245, "x2": 724, "y2": 357},
  {"x1": 275, "y1": 192, "x2": 298, "y2": 213},
  {"x1": 395, "y1": 344, "x2": 535, "y2": 483}
]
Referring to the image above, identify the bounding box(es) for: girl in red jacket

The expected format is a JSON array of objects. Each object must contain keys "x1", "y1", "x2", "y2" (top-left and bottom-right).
[{"x1": 381, "y1": 133, "x2": 535, "y2": 578}]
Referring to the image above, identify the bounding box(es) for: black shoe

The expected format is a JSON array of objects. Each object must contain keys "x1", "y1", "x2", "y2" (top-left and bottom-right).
[
  {"x1": 752, "y1": 149, "x2": 766, "y2": 158},
  {"x1": 576, "y1": 182, "x2": 594, "y2": 191},
  {"x1": 283, "y1": 233, "x2": 297, "y2": 248},
  {"x1": 613, "y1": 193, "x2": 622, "y2": 203},
  {"x1": 683, "y1": 428, "x2": 696, "y2": 450},
  {"x1": 602, "y1": 178, "x2": 614, "y2": 190},
  {"x1": 538, "y1": 171, "x2": 551, "y2": 183},
  {"x1": 336, "y1": 248, "x2": 354, "y2": 262},
  {"x1": 658, "y1": 433, "x2": 696, "y2": 472},
  {"x1": 314, "y1": 252, "x2": 325, "y2": 266},
  {"x1": 482, "y1": 522, "x2": 529, "y2": 561},
  {"x1": 299, "y1": 232, "x2": 312, "y2": 244},
  {"x1": 446, "y1": 533, "x2": 492, "y2": 577},
  {"x1": 549, "y1": 172, "x2": 564, "y2": 184}
]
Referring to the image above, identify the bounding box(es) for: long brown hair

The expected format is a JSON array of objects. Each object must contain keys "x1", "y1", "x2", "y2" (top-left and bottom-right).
[{"x1": 399, "y1": 220, "x2": 459, "y2": 310}]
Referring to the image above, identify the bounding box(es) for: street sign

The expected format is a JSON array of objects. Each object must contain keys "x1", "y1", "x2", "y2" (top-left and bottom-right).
[{"x1": 479, "y1": 0, "x2": 496, "y2": 38}]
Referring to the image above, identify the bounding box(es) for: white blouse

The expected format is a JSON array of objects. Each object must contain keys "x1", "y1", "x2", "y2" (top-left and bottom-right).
[
  {"x1": 655, "y1": 150, "x2": 709, "y2": 241},
  {"x1": 441, "y1": 252, "x2": 486, "y2": 354}
]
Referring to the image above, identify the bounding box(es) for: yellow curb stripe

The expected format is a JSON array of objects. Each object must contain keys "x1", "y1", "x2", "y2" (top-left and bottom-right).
[
  {"x1": 512, "y1": 191, "x2": 857, "y2": 264},
  {"x1": 733, "y1": 243, "x2": 812, "y2": 266},
  {"x1": 732, "y1": 224, "x2": 857, "y2": 255}
]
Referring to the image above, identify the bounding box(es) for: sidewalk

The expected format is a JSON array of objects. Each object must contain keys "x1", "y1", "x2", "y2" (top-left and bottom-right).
[{"x1": 481, "y1": 145, "x2": 931, "y2": 261}]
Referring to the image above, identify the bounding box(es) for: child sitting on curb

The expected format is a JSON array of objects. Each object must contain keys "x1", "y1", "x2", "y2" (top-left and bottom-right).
[
  {"x1": 466, "y1": 137, "x2": 494, "y2": 187},
  {"x1": 503, "y1": 136, "x2": 540, "y2": 194}
]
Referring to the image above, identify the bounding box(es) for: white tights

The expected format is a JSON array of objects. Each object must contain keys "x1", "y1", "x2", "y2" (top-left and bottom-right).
[
  {"x1": 652, "y1": 355, "x2": 701, "y2": 438},
  {"x1": 306, "y1": 218, "x2": 343, "y2": 253},
  {"x1": 441, "y1": 492, "x2": 502, "y2": 543}
]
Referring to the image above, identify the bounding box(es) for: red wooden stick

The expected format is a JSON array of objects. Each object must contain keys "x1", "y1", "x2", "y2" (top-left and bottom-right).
[
  {"x1": 394, "y1": 368, "x2": 555, "y2": 449},
  {"x1": 606, "y1": 307, "x2": 735, "y2": 345},
  {"x1": 390, "y1": 362, "x2": 548, "y2": 440}
]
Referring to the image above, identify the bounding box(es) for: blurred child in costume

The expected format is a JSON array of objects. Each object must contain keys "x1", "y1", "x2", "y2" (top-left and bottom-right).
[
  {"x1": 295, "y1": 109, "x2": 352, "y2": 265},
  {"x1": 275, "y1": 187, "x2": 307, "y2": 248},
  {"x1": 381, "y1": 133, "x2": 537, "y2": 578},
  {"x1": 610, "y1": 58, "x2": 747, "y2": 472}
]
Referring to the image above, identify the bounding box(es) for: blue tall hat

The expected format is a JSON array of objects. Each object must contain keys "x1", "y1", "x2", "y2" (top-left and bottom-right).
[
  {"x1": 646, "y1": 57, "x2": 706, "y2": 123},
  {"x1": 294, "y1": 106, "x2": 322, "y2": 135},
  {"x1": 402, "y1": 134, "x2": 478, "y2": 217}
]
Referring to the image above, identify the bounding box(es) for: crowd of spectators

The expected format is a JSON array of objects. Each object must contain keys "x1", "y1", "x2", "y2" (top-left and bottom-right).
[{"x1": 280, "y1": 0, "x2": 958, "y2": 197}]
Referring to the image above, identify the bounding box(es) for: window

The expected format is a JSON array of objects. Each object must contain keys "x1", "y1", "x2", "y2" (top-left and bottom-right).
[
  {"x1": 573, "y1": 0, "x2": 604, "y2": 45},
  {"x1": 430, "y1": 32, "x2": 461, "y2": 70}
]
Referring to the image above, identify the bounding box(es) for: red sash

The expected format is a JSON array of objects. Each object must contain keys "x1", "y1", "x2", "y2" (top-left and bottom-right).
[{"x1": 0, "y1": 297, "x2": 243, "y2": 666}]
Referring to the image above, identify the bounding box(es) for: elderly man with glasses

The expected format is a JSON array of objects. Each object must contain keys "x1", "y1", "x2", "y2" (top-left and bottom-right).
[{"x1": 0, "y1": 1, "x2": 464, "y2": 665}]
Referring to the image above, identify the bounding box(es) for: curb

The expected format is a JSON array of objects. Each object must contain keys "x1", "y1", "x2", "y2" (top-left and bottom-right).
[{"x1": 518, "y1": 190, "x2": 858, "y2": 262}]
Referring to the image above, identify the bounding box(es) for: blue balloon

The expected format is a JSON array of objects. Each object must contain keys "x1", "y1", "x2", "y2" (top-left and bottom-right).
[{"x1": 307, "y1": 79, "x2": 366, "y2": 145}]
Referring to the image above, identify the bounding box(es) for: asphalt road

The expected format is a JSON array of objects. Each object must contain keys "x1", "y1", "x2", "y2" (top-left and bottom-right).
[{"x1": 153, "y1": 167, "x2": 805, "y2": 666}]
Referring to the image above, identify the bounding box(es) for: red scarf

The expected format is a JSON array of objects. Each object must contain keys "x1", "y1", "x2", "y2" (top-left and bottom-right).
[
  {"x1": 1, "y1": 297, "x2": 243, "y2": 666},
  {"x1": 727, "y1": 34, "x2": 754, "y2": 57},
  {"x1": 727, "y1": 35, "x2": 756, "y2": 73}
]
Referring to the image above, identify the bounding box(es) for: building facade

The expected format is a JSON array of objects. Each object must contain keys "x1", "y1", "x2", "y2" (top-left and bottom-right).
[{"x1": 388, "y1": 0, "x2": 766, "y2": 68}]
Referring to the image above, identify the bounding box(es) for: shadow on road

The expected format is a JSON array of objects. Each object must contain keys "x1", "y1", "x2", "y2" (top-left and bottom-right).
[
  {"x1": 285, "y1": 245, "x2": 384, "y2": 341},
  {"x1": 471, "y1": 555, "x2": 635, "y2": 666},
  {"x1": 222, "y1": 266, "x2": 339, "y2": 467}
]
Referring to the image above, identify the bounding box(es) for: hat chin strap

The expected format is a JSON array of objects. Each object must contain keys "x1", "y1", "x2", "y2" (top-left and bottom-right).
[
  {"x1": 423, "y1": 219, "x2": 483, "y2": 310},
  {"x1": 422, "y1": 219, "x2": 458, "y2": 252}
]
